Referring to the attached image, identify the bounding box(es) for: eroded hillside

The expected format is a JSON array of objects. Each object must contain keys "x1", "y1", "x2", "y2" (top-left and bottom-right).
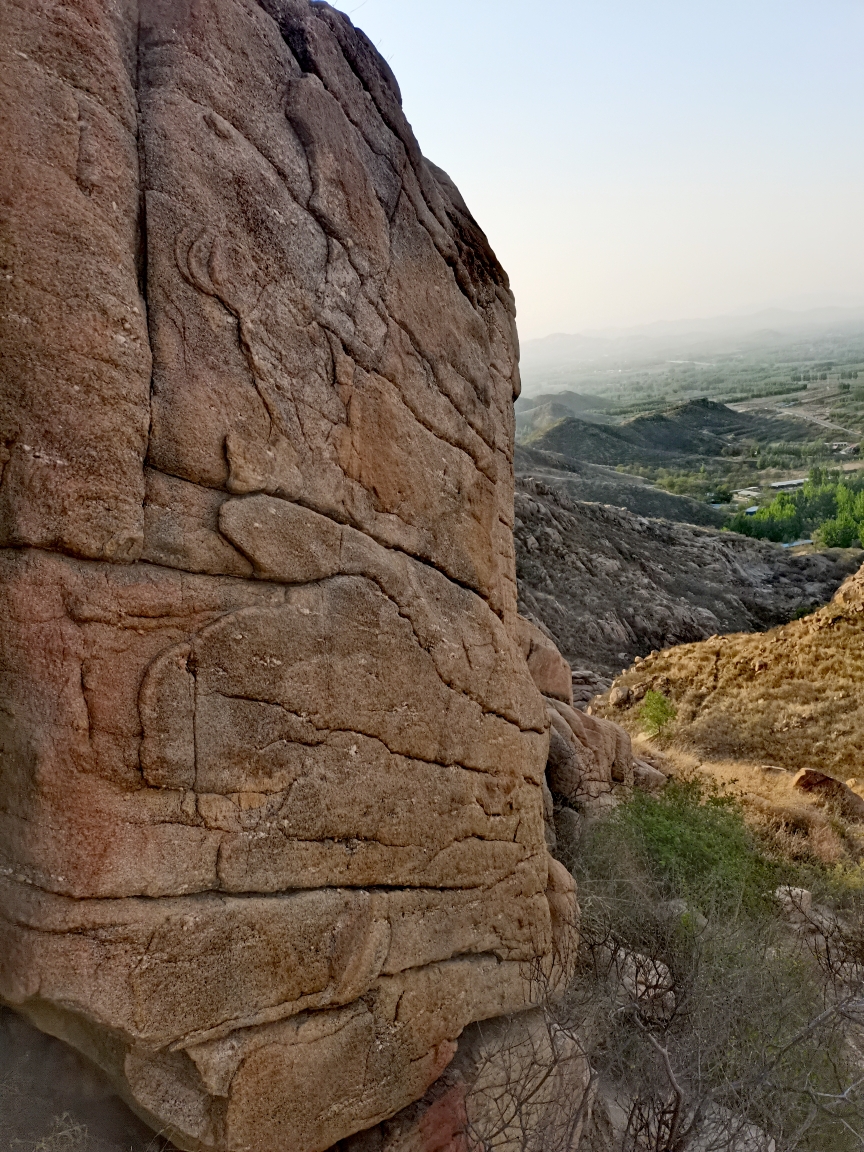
[
  {"x1": 515, "y1": 444, "x2": 725, "y2": 526},
  {"x1": 525, "y1": 397, "x2": 827, "y2": 465},
  {"x1": 515, "y1": 476, "x2": 861, "y2": 675},
  {"x1": 597, "y1": 564, "x2": 864, "y2": 777}
]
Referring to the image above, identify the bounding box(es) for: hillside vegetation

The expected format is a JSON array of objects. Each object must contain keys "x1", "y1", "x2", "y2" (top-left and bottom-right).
[
  {"x1": 520, "y1": 397, "x2": 861, "y2": 503},
  {"x1": 729, "y1": 467, "x2": 864, "y2": 545},
  {"x1": 558, "y1": 772, "x2": 864, "y2": 1150},
  {"x1": 597, "y1": 564, "x2": 864, "y2": 779}
]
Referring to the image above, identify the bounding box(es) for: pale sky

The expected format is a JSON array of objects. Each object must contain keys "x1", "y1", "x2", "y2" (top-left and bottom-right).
[{"x1": 346, "y1": 0, "x2": 864, "y2": 340}]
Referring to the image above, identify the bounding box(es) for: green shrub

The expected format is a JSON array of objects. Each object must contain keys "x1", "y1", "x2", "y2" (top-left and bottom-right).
[
  {"x1": 725, "y1": 467, "x2": 864, "y2": 544},
  {"x1": 613, "y1": 779, "x2": 778, "y2": 916},
  {"x1": 638, "y1": 689, "x2": 676, "y2": 738},
  {"x1": 564, "y1": 783, "x2": 864, "y2": 1150},
  {"x1": 815, "y1": 513, "x2": 861, "y2": 548}
]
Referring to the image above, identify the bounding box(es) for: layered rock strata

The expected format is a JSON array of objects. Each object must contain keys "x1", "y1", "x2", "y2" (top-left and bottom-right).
[{"x1": 0, "y1": 2, "x2": 577, "y2": 1149}]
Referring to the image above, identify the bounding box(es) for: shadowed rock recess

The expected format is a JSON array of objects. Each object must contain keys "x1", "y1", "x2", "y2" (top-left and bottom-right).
[{"x1": 0, "y1": 2, "x2": 579, "y2": 1149}]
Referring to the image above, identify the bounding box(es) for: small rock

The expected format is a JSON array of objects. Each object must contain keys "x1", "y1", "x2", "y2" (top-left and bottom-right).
[
  {"x1": 599, "y1": 946, "x2": 676, "y2": 1019},
  {"x1": 633, "y1": 758, "x2": 667, "y2": 793},
  {"x1": 658, "y1": 899, "x2": 708, "y2": 932},
  {"x1": 553, "y1": 807, "x2": 584, "y2": 856},
  {"x1": 609, "y1": 685, "x2": 630, "y2": 708},
  {"x1": 793, "y1": 768, "x2": 864, "y2": 821},
  {"x1": 775, "y1": 886, "x2": 812, "y2": 918}
]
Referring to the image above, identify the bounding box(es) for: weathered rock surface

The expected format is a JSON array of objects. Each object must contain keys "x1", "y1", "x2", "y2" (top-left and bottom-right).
[
  {"x1": 793, "y1": 769, "x2": 864, "y2": 821},
  {"x1": 515, "y1": 476, "x2": 862, "y2": 675},
  {"x1": 0, "y1": 2, "x2": 577, "y2": 1150},
  {"x1": 514, "y1": 613, "x2": 574, "y2": 705},
  {"x1": 546, "y1": 698, "x2": 634, "y2": 815}
]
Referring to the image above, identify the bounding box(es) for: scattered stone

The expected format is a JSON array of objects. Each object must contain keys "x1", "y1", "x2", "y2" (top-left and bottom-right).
[
  {"x1": 658, "y1": 899, "x2": 708, "y2": 932},
  {"x1": 793, "y1": 769, "x2": 864, "y2": 821},
  {"x1": 633, "y1": 758, "x2": 668, "y2": 793},
  {"x1": 572, "y1": 668, "x2": 613, "y2": 710},
  {"x1": 599, "y1": 946, "x2": 676, "y2": 1020},
  {"x1": 609, "y1": 685, "x2": 631, "y2": 708},
  {"x1": 774, "y1": 887, "x2": 813, "y2": 918}
]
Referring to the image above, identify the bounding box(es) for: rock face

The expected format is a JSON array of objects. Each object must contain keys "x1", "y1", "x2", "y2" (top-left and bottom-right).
[
  {"x1": 0, "y1": 3, "x2": 576, "y2": 1150},
  {"x1": 334, "y1": 1005, "x2": 592, "y2": 1152},
  {"x1": 546, "y1": 700, "x2": 634, "y2": 815}
]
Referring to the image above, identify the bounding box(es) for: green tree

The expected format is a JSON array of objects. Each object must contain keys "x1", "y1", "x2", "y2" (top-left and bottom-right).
[
  {"x1": 816, "y1": 514, "x2": 861, "y2": 548},
  {"x1": 639, "y1": 690, "x2": 677, "y2": 738}
]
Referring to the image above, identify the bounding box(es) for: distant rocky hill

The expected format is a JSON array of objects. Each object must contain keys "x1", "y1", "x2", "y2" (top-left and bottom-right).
[
  {"x1": 515, "y1": 476, "x2": 862, "y2": 676},
  {"x1": 515, "y1": 444, "x2": 725, "y2": 526},
  {"x1": 526, "y1": 397, "x2": 824, "y2": 466},
  {"x1": 515, "y1": 389, "x2": 611, "y2": 440}
]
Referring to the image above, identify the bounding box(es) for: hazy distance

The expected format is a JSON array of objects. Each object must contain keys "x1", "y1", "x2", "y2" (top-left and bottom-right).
[{"x1": 349, "y1": 1, "x2": 864, "y2": 341}]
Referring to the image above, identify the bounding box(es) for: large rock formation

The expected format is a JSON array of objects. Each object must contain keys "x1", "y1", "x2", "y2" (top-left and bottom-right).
[{"x1": 0, "y1": 2, "x2": 577, "y2": 1149}]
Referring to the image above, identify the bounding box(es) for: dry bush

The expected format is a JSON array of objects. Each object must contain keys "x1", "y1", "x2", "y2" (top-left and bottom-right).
[{"x1": 548, "y1": 782, "x2": 864, "y2": 1151}]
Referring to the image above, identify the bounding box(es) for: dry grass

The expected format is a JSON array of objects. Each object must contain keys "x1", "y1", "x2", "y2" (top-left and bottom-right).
[
  {"x1": 594, "y1": 565, "x2": 864, "y2": 864},
  {"x1": 652, "y1": 746, "x2": 864, "y2": 865},
  {"x1": 599, "y1": 564, "x2": 864, "y2": 778}
]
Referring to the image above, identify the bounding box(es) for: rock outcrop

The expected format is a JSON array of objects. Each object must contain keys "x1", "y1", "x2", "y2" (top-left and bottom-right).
[
  {"x1": 546, "y1": 700, "x2": 634, "y2": 815},
  {"x1": 334, "y1": 1006, "x2": 592, "y2": 1152},
  {"x1": 0, "y1": 3, "x2": 577, "y2": 1149},
  {"x1": 515, "y1": 476, "x2": 862, "y2": 675}
]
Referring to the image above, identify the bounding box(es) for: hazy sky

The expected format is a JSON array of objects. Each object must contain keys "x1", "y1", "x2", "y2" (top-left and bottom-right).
[{"x1": 345, "y1": 0, "x2": 864, "y2": 340}]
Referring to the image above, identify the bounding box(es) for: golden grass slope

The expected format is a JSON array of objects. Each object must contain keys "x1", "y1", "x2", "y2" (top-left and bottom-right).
[{"x1": 599, "y1": 563, "x2": 864, "y2": 778}]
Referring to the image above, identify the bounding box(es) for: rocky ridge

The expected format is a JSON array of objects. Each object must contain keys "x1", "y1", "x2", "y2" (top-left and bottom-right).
[
  {"x1": 515, "y1": 443, "x2": 725, "y2": 526},
  {"x1": 515, "y1": 476, "x2": 862, "y2": 676}
]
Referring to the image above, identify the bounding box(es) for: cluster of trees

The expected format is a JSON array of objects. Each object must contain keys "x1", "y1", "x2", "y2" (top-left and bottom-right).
[
  {"x1": 791, "y1": 371, "x2": 829, "y2": 383},
  {"x1": 727, "y1": 468, "x2": 864, "y2": 546}
]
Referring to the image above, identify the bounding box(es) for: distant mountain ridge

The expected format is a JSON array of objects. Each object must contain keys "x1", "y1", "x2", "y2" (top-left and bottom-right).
[
  {"x1": 525, "y1": 397, "x2": 824, "y2": 466},
  {"x1": 515, "y1": 389, "x2": 612, "y2": 439}
]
